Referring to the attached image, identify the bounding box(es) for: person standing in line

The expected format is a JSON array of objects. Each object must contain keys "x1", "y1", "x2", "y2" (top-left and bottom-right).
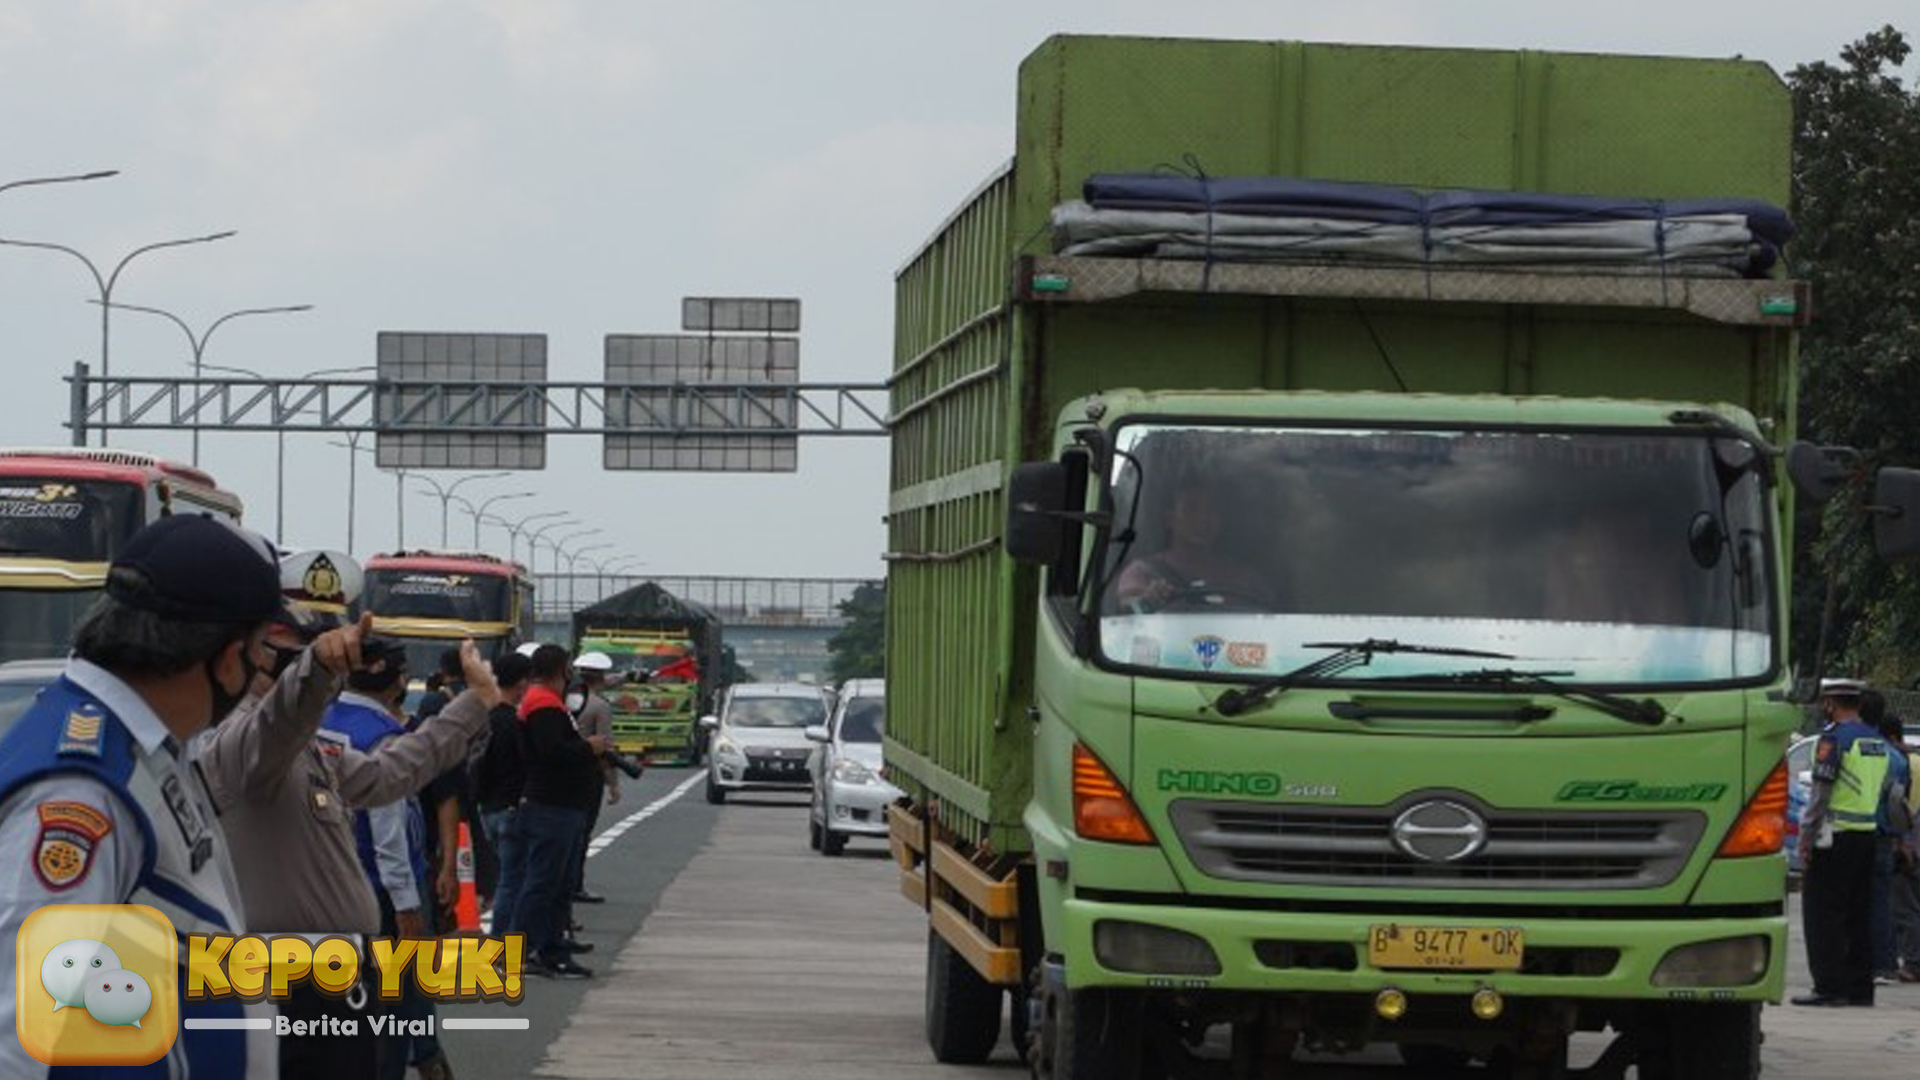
[
  {"x1": 473, "y1": 652, "x2": 533, "y2": 934},
  {"x1": 0, "y1": 514, "x2": 300, "y2": 1078},
  {"x1": 1861, "y1": 692, "x2": 1912, "y2": 985},
  {"x1": 513, "y1": 645, "x2": 608, "y2": 978},
  {"x1": 567, "y1": 651, "x2": 623, "y2": 912},
  {"x1": 199, "y1": 549, "x2": 497, "y2": 1080},
  {"x1": 1794, "y1": 678, "x2": 1898, "y2": 1007}
]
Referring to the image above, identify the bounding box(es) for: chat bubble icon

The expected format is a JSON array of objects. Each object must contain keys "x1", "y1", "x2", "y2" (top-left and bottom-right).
[
  {"x1": 83, "y1": 969, "x2": 152, "y2": 1029},
  {"x1": 40, "y1": 939, "x2": 123, "y2": 1011}
]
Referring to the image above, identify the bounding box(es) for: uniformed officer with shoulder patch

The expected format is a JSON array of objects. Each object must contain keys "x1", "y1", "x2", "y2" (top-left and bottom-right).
[
  {"x1": 1793, "y1": 677, "x2": 1897, "y2": 1007},
  {"x1": 0, "y1": 513, "x2": 327, "y2": 1079},
  {"x1": 195, "y1": 549, "x2": 500, "y2": 1080}
]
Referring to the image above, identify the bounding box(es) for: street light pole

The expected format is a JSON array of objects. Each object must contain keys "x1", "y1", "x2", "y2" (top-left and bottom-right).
[
  {"x1": 466, "y1": 491, "x2": 535, "y2": 549},
  {"x1": 0, "y1": 228, "x2": 236, "y2": 446},
  {"x1": 202, "y1": 362, "x2": 370, "y2": 546},
  {"x1": 568, "y1": 542, "x2": 615, "y2": 609},
  {"x1": 95, "y1": 300, "x2": 312, "y2": 467},
  {"x1": 496, "y1": 509, "x2": 570, "y2": 567},
  {"x1": 410, "y1": 472, "x2": 512, "y2": 549}
]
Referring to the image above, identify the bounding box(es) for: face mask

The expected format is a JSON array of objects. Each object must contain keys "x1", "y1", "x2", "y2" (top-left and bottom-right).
[{"x1": 205, "y1": 636, "x2": 261, "y2": 728}]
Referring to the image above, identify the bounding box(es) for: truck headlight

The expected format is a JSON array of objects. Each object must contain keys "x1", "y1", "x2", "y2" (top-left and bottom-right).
[
  {"x1": 1093, "y1": 920, "x2": 1221, "y2": 977},
  {"x1": 1650, "y1": 936, "x2": 1769, "y2": 987}
]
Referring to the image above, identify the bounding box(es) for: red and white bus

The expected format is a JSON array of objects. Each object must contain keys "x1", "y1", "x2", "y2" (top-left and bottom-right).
[
  {"x1": 0, "y1": 448, "x2": 244, "y2": 662},
  {"x1": 362, "y1": 550, "x2": 537, "y2": 675}
]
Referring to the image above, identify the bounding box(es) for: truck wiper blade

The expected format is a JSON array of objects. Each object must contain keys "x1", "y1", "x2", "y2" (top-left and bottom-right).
[
  {"x1": 1387, "y1": 667, "x2": 1669, "y2": 726},
  {"x1": 1212, "y1": 638, "x2": 1515, "y2": 718}
]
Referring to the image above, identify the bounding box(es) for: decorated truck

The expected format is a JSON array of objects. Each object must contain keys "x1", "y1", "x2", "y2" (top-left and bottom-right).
[
  {"x1": 572, "y1": 582, "x2": 724, "y2": 765},
  {"x1": 884, "y1": 35, "x2": 1920, "y2": 1080}
]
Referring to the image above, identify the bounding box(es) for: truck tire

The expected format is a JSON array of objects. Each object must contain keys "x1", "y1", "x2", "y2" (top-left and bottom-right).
[
  {"x1": 704, "y1": 772, "x2": 726, "y2": 805},
  {"x1": 1048, "y1": 987, "x2": 1146, "y2": 1080},
  {"x1": 925, "y1": 930, "x2": 1002, "y2": 1063},
  {"x1": 1635, "y1": 1002, "x2": 1760, "y2": 1080}
]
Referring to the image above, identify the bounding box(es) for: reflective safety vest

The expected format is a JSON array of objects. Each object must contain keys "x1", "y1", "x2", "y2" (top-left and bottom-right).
[{"x1": 1821, "y1": 719, "x2": 1894, "y2": 832}]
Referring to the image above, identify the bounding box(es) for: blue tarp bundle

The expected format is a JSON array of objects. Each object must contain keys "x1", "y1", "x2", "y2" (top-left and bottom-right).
[{"x1": 1055, "y1": 174, "x2": 1793, "y2": 277}]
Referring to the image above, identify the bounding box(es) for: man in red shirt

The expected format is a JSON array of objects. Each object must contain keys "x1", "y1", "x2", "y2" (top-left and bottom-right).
[{"x1": 508, "y1": 645, "x2": 609, "y2": 977}]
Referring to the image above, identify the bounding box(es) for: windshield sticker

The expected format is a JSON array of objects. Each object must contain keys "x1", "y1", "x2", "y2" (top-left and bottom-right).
[
  {"x1": 389, "y1": 573, "x2": 475, "y2": 597},
  {"x1": 0, "y1": 484, "x2": 83, "y2": 519},
  {"x1": 1226, "y1": 641, "x2": 1267, "y2": 668},
  {"x1": 1191, "y1": 635, "x2": 1225, "y2": 670}
]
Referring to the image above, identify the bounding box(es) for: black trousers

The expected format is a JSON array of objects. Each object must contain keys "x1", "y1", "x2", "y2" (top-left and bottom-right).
[
  {"x1": 277, "y1": 958, "x2": 389, "y2": 1080},
  {"x1": 1803, "y1": 829, "x2": 1878, "y2": 1002}
]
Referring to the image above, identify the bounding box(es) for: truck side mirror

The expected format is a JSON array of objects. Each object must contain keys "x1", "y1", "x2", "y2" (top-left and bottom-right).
[
  {"x1": 1785, "y1": 442, "x2": 1855, "y2": 504},
  {"x1": 1872, "y1": 467, "x2": 1920, "y2": 561},
  {"x1": 1005, "y1": 461, "x2": 1069, "y2": 564}
]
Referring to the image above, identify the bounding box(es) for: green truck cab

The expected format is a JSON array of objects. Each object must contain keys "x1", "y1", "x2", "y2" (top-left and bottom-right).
[
  {"x1": 577, "y1": 630, "x2": 702, "y2": 765},
  {"x1": 883, "y1": 36, "x2": 1920, "y2": 1079}
]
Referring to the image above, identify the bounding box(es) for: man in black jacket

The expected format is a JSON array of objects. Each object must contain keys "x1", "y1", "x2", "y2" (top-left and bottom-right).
[
  {"x1": 473, "y1": 652, "x2": 530, "y2": 935},
  {"x1": 509, "y1": 645, "x2": 608, "y2": 977}
]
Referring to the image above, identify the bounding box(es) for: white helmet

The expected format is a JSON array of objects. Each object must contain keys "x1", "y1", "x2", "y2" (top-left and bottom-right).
[
  {"x1": 515, "y1": 641, "x2": 542, "y2": 658},
  {"x1": 574, "y1": 651, "x2": 614, "y2": 673}
]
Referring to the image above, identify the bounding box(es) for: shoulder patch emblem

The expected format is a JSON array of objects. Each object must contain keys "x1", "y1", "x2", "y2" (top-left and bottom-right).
[
  {"x1": 35, "y1": 800, "x2": 112, "y2": 891},
  {"x1": 56, "y1": 706, "x2": 106, "y2": 758}
]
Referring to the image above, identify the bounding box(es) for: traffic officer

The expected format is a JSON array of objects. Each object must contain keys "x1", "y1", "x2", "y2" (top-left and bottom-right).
[
  {"x1": 195, "y1": 549, "x2": 499, "y2": 1079},
  {"x1": 1794, "y1": 677, "x2": 1898, "y2": 1007},
  {"x1": 566, "y1": 650, "x2": 621, "y2": 911},
  {"x1": 0, "y1": 513, "x2": 299, "y2": 1077}
]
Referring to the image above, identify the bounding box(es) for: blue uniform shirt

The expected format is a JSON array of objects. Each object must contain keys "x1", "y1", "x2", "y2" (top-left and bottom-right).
[{"x1": 0, "y1": 660, "x2": 275, "y2": 1078}]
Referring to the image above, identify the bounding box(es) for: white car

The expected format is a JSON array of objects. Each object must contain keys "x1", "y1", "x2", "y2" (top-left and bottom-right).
[
  {"x1": 806, "y1": 678, "x2": 901, "y2": 856},
  {"x1": 702, "y1": 682, "x2": 831, "y2": 804}
]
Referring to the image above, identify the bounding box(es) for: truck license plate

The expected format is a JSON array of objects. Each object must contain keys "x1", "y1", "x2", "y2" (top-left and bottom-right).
[{"x1": 1367, "y1": 924, "x2": 1524, "y2": 971}]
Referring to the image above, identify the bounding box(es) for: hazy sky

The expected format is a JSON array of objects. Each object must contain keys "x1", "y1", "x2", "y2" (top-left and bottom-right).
[{"x1": 1, "y1": 2, "x2": 1911, "y2": 582}]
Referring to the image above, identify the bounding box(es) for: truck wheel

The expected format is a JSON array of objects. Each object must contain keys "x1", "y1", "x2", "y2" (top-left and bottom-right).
[
  {"x1": 1635, "y1": 1002, "x2": 1760, "y2": 1080},
  {"x1": 704, "y1": 772, "x2": 726, "y2": 805},
  {"x1": 925, "y1": 930, "x2": 1002, "y2": 1063},
  {"x1": 1048, "y1": 987, "x2": 1146, "y2": 1080},
  {"x1": 822, "y1": 828, "x2": 846, "y2": 857}
]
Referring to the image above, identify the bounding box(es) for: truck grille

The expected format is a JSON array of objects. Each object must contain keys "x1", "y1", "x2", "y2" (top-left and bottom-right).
[{"x1": 1169, "y1": 797, "x2": 1705, "y2": 890}]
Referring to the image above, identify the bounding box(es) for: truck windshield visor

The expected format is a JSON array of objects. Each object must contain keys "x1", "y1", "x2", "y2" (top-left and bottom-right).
[{"x1": 1098, "y1": 422, "x2": 1774, "y2": 686}]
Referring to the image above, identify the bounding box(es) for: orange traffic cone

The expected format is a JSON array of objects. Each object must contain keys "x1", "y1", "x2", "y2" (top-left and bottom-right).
[{"x1": 454, "y1": 821, "x2": 481, "y2": 932}]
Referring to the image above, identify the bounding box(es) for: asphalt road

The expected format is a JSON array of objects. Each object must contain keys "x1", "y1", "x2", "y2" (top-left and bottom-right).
[{"x1": 432, "y1": 777, "x2": 1919, "y2": 1080}]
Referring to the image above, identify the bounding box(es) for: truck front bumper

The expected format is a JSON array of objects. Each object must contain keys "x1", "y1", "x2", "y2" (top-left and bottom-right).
[{"x1": 1055, "y1": 892, "x2": 1786, "y2": 1003}]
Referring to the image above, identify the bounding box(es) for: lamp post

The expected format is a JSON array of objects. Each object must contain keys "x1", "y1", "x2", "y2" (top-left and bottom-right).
[
  {"x1": 0, "y1": 228, "x2": 236, "y2": 446},
  {"x1": 409, "y1": 472, "x2": 511, "y2": 549},
  {"x1": 94, "y1": 300, "x2": 312, "y2": 466},
  {"x1": 202, "y1": 363, "x2": 372, "y2": 546},
  {"x1": 486, "y1": 508, "x2": 569, "y2": 567},
  {"x1": 567, "y1": 542, "x2": 615, "y2": 609},
  {"x1": 460, "y1": 490, "x2": 536, "y2": 550},
  {"x1": 524, "y1": 517, "x2": 582, "y2": 597}
]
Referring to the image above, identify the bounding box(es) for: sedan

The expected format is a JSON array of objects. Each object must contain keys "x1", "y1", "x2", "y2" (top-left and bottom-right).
[{"x1": 806, "y1": 678, "x2": 901, "y2": 856}]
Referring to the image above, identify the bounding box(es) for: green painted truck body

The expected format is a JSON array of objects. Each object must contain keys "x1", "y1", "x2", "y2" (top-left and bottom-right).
[{"x1": 887, "y1": 34, "x2": 1804, "y2": 1071}]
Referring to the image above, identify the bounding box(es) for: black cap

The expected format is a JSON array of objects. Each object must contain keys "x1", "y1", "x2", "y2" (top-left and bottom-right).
[{"x1": 106, "y1": 514, "x2": 284, "y2": 625}]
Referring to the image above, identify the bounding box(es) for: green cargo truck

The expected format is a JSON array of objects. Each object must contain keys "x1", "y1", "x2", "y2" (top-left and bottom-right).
[
  {"x1": 884, "y1": 36, "x2": 1920, "y2": 1079},
  {"x1": 573, "y1": 582, "x2": 724, "y2": 765}
]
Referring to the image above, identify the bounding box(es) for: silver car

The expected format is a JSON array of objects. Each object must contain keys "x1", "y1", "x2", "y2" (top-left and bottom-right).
[
  {"x1": 806, "y1": 678, "x2": 901, "y2": 855},
  {"x1": 702, "y1": 682, "x2": 830, "y2": 804}
]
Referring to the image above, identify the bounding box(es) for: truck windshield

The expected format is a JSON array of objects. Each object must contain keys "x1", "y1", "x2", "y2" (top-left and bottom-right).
[
  {"x1": 1098, "y1": 422, "x2": 1774, "y2": 686},
  {"x1": 367, "y1": 570, "x2": 513, "y2": 624}
]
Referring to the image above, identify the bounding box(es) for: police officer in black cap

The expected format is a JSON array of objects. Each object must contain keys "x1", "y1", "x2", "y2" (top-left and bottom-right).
[{"x1": 0, "y1": 513, "x2": 322, "y2": 1078}]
